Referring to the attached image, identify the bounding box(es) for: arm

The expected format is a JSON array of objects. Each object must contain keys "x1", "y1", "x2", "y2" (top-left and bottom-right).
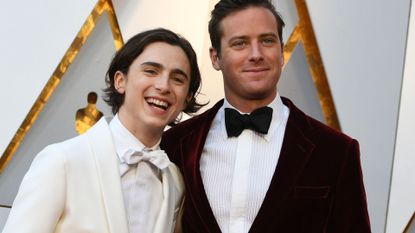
[
  {"x1": 2, "y1": 145, "x2": 67, "y2": 233},
  {"x1": 327, "y1": 139, "x2": 371, "y2": 233}
]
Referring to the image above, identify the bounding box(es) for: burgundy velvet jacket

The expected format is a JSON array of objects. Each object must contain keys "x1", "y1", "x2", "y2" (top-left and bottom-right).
[{"x1": 161, "y1": 97, "x2": 371, "y2": 233}]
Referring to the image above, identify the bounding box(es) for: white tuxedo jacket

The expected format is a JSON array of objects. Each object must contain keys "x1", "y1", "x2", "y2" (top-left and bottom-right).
[{"x1": 2, "y1": 118, "x2": 184, "y2": 233}]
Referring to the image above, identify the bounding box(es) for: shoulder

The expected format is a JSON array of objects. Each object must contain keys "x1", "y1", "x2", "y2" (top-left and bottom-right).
[
  {"x1": 283, "y1": 97, "x2": 357, "y2": 148},
  {"x1": 31, "y1": 133, "x2": 86, "y2": 171}
]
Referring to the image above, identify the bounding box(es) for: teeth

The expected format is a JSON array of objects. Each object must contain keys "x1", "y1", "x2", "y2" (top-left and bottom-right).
[{"x1": 147, "y1": 98, "x2": 169, "y2": 109}]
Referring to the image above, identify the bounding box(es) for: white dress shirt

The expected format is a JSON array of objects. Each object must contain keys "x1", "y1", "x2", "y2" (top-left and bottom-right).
[
  {"x1": 109, "y1": 115, "x2": 167, "y2": 233},
  {"x1": 200, "y1": 94, "x2": 290, "y2": 233}
]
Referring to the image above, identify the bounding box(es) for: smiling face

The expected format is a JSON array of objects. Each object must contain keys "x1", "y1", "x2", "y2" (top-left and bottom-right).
[
  {"x1": 210, "y1": 6, "x2": 284, "y2": 112},
  {"x1": 115, "y1": 42, "x2": 191, "y2": 144}
]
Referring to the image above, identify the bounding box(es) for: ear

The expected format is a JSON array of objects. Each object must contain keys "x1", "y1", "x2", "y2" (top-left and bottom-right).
[
  {"x1": 209, "y1": 47, "x2": 221, "y2": 71},
  {"x1": 182, "y1": 93, "x2": 193, "y2": 110},
  {"x1": 114, "y1": 71, "x2": 126, "y2": 94},
  {"x1": 186, "y1": 93, "x2": 192, "y2": 103}
]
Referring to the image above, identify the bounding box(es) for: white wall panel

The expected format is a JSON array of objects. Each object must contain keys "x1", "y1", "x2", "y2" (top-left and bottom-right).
[
  {"x1": 387, "y1": 0, "x2": 415, "y2": 232},
  {"x1": 306, "y1": 1, "x2": 411, "y2": 232},
  {"x1": 0, "y1": 207, "x2": 10, "y2": 232},
  {"x1": 279, "y1": 43, "x2": 324, "y2": 122},
  {"x1": 0, "y1": 12, "x2": 115, "y2": 205},
  {"x1": 0, "y1": 0, "x2": 97, "y2": 157},
  {"x1": 112, "y1": 0, "x2": 210, "y2": 63}
]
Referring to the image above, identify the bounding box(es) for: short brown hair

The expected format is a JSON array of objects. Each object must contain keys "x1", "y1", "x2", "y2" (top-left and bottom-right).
[{"x1": 209, "y1": 0, "x2": 285, "y2": 55}]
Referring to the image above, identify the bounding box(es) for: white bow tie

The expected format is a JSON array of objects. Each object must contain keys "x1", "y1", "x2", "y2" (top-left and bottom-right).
[{"x1": 119, "y1": 148, "x2": 171, "y2": 176}]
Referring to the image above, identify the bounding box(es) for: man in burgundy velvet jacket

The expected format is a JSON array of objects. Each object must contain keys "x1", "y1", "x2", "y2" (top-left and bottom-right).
[{"x1": 162, "y1": 0, "x2": 371, "y2": 232}]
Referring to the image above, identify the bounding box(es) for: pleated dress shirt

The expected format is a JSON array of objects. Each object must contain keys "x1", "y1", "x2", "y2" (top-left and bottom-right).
[
  {"x1": 109, "y1": 115, "x2": 171, "y2": 233},
  {"x1": 200, "y1": 94, "x2": 290, "y2": 233}
]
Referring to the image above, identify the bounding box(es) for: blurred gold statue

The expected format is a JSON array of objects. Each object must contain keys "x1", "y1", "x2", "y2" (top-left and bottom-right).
[{"x1": 76, "y1": 92, "x2": 103, "y2": 134}]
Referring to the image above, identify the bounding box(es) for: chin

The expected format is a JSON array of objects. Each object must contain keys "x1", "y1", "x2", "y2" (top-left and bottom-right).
[
  {"x1": 145, "y1": 118, "x2": 169, "y2": 130},
  {"x1": 246, "y1": 90, "x2": 275, "y2": 100}
]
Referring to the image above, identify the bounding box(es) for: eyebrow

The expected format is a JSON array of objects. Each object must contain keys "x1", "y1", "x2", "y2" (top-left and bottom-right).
[
  {"x1": 141, "y1": 61, "x2": 189, "y2": 79},
  {"x1": 141, "y1": 61, "x2": 163, "y2": 69},
  {"x1": 228, "y1": 35, "x2": 248, "y2": 43},
  {"x1": 228, "y1": 32, "x2": 279, "y2": 42},
  {"x1": 259, "y1": 32, "x2": 279, "y2": 38}
]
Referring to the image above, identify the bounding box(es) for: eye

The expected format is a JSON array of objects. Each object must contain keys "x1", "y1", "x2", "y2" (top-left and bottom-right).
[
  {"x1": 262, "y1": 37, "x2": 276, "y2": 46},
  {"x1": 143, "y1": 68, "x2": 158, "y2": 76},
  {"x1": 231, "y1": 40, "x2": 247, "y2": 49},
  {"x1": 171, "y1": 75, "x2": 186, "y2": 85}
]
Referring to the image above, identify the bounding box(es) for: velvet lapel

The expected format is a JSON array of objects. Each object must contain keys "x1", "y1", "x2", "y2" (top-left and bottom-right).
[
  {"x1": 85, "y1": 118, "x2": 129, "y2": 233},
  {"x1": 249, "y1": 98, "x2": 316, "y2": 232},
  {"x1": 179, "y1": 100, "x2": 224, "y2": 233}
]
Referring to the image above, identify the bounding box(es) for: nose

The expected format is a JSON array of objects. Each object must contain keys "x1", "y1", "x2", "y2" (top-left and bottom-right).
[
  {"x1": 248, "y1": 42, "x2": 264, "y2": 62},
  {"x1": 154, "y1": 75, "x2": 170, "y2": 93}
]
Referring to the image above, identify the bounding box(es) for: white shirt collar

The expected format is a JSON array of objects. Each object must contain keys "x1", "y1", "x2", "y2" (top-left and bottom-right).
[
  {"x1": 109, "y1": 114, "x2": 161, "y2": 163},
  {"x1": 219, "y1": 93, "x2": 289, "y2": 142}
]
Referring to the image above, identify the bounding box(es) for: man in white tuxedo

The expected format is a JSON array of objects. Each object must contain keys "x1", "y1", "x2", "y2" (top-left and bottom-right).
[{"x1": 2, "y1": 28, "x2": 205, "y2": 233}]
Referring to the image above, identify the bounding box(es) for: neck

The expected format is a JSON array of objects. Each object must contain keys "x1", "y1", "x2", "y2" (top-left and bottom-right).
[
  {"x1": 117, "y1": 111, "x2": 162, "y2": 148},
  {"x1": 226, "y1": 94, "x2": 276, "y2": 113}
]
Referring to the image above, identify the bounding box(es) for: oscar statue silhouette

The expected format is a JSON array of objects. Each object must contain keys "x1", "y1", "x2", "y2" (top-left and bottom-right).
[{"x1": 76, "y1": 92, "x2": 103, "y2": 134}]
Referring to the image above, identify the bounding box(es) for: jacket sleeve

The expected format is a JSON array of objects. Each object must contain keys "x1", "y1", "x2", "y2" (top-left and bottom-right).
[
  {"x1": 2, "y1": 144, "x2": 67, "y2": 233},
  {"x1": 327, "y1": 139, "x2": 371, "y2": 233}
]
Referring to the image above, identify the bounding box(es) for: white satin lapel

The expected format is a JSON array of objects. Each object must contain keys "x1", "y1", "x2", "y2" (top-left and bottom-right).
[
  {"x1": 153, "y1": 164, "x2": 184, "y2": 233},
  {"x1": 86, "y1": 118, "x2": 129, "y2": 233}
]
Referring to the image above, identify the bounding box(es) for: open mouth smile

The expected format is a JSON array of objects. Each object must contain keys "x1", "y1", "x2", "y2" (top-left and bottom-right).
[{"x1": 146, "y1": 97, "x2": 170, "y2": 111}]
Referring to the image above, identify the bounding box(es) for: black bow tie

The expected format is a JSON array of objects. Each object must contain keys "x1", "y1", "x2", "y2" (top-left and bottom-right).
[{"x1": 224, "y1": 106, "x2": 273, "y2": 137}]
